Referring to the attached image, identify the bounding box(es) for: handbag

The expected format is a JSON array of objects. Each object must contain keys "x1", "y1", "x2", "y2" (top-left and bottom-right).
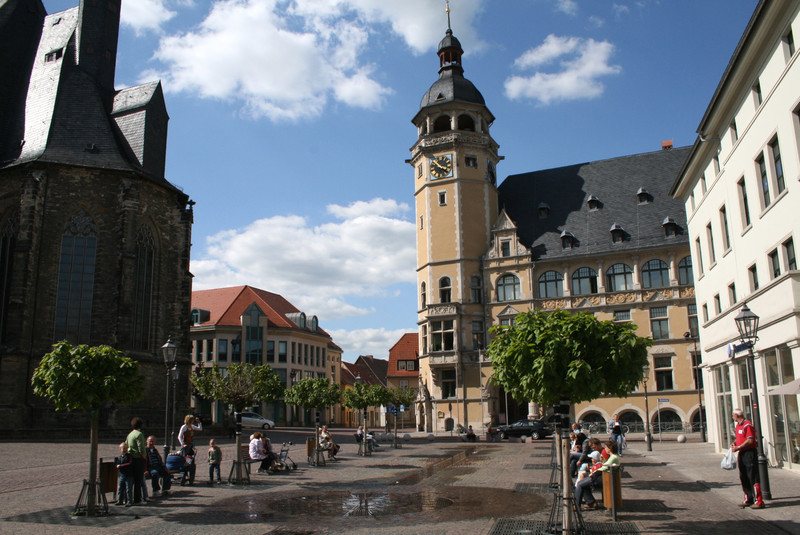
[{"x1": 721, "y1": 447, "x2": 737, "y2": 470}]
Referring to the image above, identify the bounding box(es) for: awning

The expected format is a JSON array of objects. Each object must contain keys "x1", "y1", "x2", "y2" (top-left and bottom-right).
[{"x1": 768, "y1": 378, "x2": 800, "y2": 396}]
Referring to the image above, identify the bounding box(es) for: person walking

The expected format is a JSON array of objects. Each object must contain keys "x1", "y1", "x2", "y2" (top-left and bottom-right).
[
  {"x1": 608, "y1": 414, "x2": 624, "y2": 456},
  {"x1": 125, "y1": 417, "x2": 146, "y2": 504},
  {"x1": 731, "y1": 408, "x2": 765, "y2": 509}
]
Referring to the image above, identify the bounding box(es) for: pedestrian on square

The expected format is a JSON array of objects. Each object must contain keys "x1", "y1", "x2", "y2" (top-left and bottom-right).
[
  {"x1": 115, "y1": 442, "x2": 134, "y2": 506},
  {"x1": 208, "y1": 439, "x2": 222, "y2": 484},
  {"x1": 178, "y1": 414, "x2": 202, "y2": 456},
  {"x1": 146, "y1": 435, "x2": 171, "y2": 496},
  {"x1": 125, "y1": 417, "x2": 146, "y2": 504},
  {"x1": 731, "y1": 408, "x2": 765, "y2": 509},
  {"x1": 608, "y1": 414, "x2": 624, "y2": 456}
]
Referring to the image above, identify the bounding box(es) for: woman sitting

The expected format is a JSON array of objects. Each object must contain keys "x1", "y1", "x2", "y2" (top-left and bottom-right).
[
  {"x1": 319, "y1": 425, "x2": 340, "y2": 458},
  {"x1": 248, "y1": 432, "x2": 275, "y2": 474}
]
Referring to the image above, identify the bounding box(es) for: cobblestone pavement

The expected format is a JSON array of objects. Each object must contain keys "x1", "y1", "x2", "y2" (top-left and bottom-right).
[{"x1": 1, "y1": 430, "x2": 799, "y2": 534}]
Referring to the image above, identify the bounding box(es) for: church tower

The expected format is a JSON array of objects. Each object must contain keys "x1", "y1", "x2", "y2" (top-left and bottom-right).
[{"x1": 409, "y1": 5, "x2": 500, "y2": 432}]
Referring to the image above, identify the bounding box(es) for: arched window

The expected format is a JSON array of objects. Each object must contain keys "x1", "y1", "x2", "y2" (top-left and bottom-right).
[
  {"x1": 132, "y1": 226, "x2": 155, "y2": 350},
  {"x1": 0, "y1": 211, "x2": 18, "y2": 345},
  {"x1": 571, "y1": 267, "x2": 598, "y2": 295},
  {"x1": 497, "y1": 274, "x2": 520, "y2": 302},
  {"x1": 439, "y1": 276, "x2": 451, "y2": 303},
  {"x1": 54, "y1": 211, "x2": 97, "y2": 343},
  {"x1": 457, "y1": 114, "x2": 475, "y2": 131},
  {"x1": 641, "y1": 259, "x2": 670, "y2": 289},
  {"x1": 420, "y1": 282, "x2": 427, "y2": 308},
  {"x1": 433, "y1": 115, "x2": 451, "y2": 133},
  {"x1": 605, "y1": 263, "x2": 633, "y2": 292},
  {"x1": 538, "y1": 270, "x2": 563, "y2": 298},
  {"x1": 678, "y1": 256, "x2": 694, "y2": 285},
  {"x1": 470, "y1": 276, "x2": 482, "y2": 303}
]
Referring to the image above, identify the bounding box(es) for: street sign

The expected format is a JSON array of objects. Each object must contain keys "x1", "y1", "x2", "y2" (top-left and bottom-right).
[
  {"x1": 400, "y1": 405, "x2": 405, "y2": 412},
  {"x1": 658, "y1": 398, "x2": 669, "y2": 402}
]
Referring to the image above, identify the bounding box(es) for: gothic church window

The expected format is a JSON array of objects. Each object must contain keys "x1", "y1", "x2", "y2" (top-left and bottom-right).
[
  {"x1": 132, "y1": 226, "x2": 155, "y2": 350},
  {"x1": 54, "y1": 211, "x2": 97, "y2": 343},
  {"x1": 0, "y1": 211, "x2": 18, "y2": 345}
]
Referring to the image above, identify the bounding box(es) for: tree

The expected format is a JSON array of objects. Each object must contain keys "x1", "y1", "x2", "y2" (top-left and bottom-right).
[
  {"x1": 31, "y1": 342, "x2": 144, "y2": 516},
  {"x1": 385, "y1": 387, "x2": 417, "y2": 447},
  {"x1": 342, "y1": 383, "x2": 392, "y2": 454},
  {"x1": 284, "y1": 377, "x2": 341, "y2": 421},
  {"x1": 191, "y1": 362, "x2": 284, "y2": 482},
  {"x1": 487, "y1": 309, "x2": 651, "y2": 408}
]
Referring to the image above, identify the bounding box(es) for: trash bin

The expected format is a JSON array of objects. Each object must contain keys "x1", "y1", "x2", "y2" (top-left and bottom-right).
[
  {"x1": 602, "y1": 467, "x2": 622, "y2": 510},
  {"x1": 306, "y1": 437, "x2": 316, "y2": 458}
]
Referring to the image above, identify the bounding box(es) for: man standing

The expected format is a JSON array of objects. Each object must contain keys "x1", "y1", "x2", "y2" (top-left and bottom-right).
[
  {"x1": 731, "y1": 408, "x2": 765, "y2": 509},
  {"x1": 126, "y1": 417, "x2": 147, "y2": 504}
]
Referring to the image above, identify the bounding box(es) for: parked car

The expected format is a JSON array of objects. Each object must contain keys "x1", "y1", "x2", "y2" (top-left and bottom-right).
[
  {"x1": 237, "y1": 411, "x2": 275, "y2": 429},
  {"x1": 193, "y1": 413, "x2": 213, "y2": 427},
  {"x1": 491, "y1": 419, "x2": 552, "y2": 440}
]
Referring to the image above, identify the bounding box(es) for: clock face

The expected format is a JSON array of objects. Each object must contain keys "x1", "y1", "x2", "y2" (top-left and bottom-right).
[{"x1": 430, "y1": 155, "x2": 453, "y2": 179}]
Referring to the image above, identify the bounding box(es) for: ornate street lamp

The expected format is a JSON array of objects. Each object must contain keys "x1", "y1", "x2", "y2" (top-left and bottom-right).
[
  {"x1": 642, "y1": 364, "x2": 652, "y2": 452},
  {"x1": 161, "y1": 336, "x2": 178, "y2": 459},
  {"x1": 684, "y1": 331, "x2": 706, "y2": 442},
  {"x1": 734, "y1": 303, "x2": 771, "y2": 500}
]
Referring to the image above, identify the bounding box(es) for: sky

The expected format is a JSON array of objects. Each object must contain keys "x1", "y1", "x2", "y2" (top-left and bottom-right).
[{"x1": 43, "y1": 0, "x2": 759, "y2": 362}]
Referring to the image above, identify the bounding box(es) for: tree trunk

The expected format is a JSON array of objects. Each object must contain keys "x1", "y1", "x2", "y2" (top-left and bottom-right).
[{"x1": 87, "y1": 413, "x2": 99, "y2": 516}]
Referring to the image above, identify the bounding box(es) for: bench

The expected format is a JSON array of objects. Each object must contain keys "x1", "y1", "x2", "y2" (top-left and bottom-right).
[{"x1": 227, "y1": 444, "x2": 262, "y2": 484}]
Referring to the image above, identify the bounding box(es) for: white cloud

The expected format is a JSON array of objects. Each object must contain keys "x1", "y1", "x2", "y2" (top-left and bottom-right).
[
  {"x1": 190, "y1": 198, "x2": 416, "y2": 321},
  {"x1": 613, "y1": 4, "x2": 631, "y2": 18},
  {"x1": 147, "y1": 0, "x2": 484, "y2": 121},
  {"x1": 505, "y1": 34, "x2": 621, "y2": 105},
  {"x1": 554, "y1": 0, "x2": 578, "y2": 15},
  {"x1": 121, "y1": 0, "x2": 176, "y2": 34},
  {"x1": 329, "y1": 327, "x2": 413, "y2": 361}
]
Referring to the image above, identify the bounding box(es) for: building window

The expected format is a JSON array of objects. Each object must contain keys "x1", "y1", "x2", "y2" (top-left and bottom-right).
[
  {"x1": 304, "y1": 343, "x2": 309, "y2": 365},
  {"x1": 784, "y1": 28, "x2": 796, "y2": 59},
  {"x1": 678, "y1": 256, "x2": 693, "y2": 285},
  {"x1": 500, "y1": 240, "x2": 511, "y2": 257},
  {"x1": 769, "y1": 249, "x2": 781, "y2": 278},
  {"x1": 266, "y1": 340, "x2": 275, "y2": 363},
  {"x1": 1, "y1": 215, "x2": 18, "y2": 343},
  {"x1": 421, "y1": 325, "x2": 428, "y2": 354},
  {"x1": 702, "y1": 304, "x2": 708, "y2": 322},
  {"x1": 400, "y1": 379, "x2": 409, "y2": 389},
  {"x1": 279, "y1": 341, "x2": 287, "y2": 363},
  {"x1": 194, "y1": 341, "x2": 201, "y2": 362},
  {"x1": 605, "y1": 263, "x2": 633, "y2": 292},
  {"x1": 748, "y1": 264, "x2": 759, "y2": 291},
  {"x1": 470, "y1": 276, "x2": 482, "y2": 303},
  {"x1": 728, "y1": 283, "x2": 737, "y2": 307},
  {"x1": 706, "y1": 223, "x2": 716, "y2": 265},
  {"x1": 465, "y1": 155, "x2": 478, "y2": 168},
  {"x1": 650, "y1": 307, "x2": 669, "y2": 340},
  {"x1": 397, "y1": 360, "x2": 406, "y2": 371},
  {"x1": 441, "y1": 369, "x2": 456, "y2": 398},
  {"x1": 538, "y1": 270, "x2": 564, "y2": 298},
  {"x1": 719, "y1": 206, "x2": 731, "y2": 252},
  {"x1": 654, "y1": 356, "x2": 674, "y2": 391},
  {"x1": 497, "y1": 274, "x2": 521, "y2": 302},
  {"x1": 730, "y1": 120, "x2": 738, "y2": 143},
  {"x1": 610, "y1": 224, "x2": 625, "y2": 243},
  {"x1": 231, "y1": 337, "x2": 241, "y2": 362},
  {"x1": 54, "y1": 212, "x2": 97, "y2": 343},
  {"x1": 783, "y1": 238, "x2": 796, "y2": 270},
  {"x1": 770, "y1": 137, "x2": 785, "y2": 195},
  {"x1": 472, "y1": 321, "x2": 484, "y2": 350},
  {"x1": 687, "y1": 304, "x2": 698, "y2": 338},
  {"x1": 571, "y1": 267, "x2": 598, "y2": 295},
  {"x1": 713, "y1": 294, "x2": 721, "y2": 315},
  {"x1": 218, "y1": 339, "x2": 228, "y2": 362},
  {"x1": 587, "y1": 195, "x2": 601, "y2": 211},
  {"x1": 753, "y1": 81, "x2": 762, "y2": 106},
  {"x1": 439, "y1": 277, "x2": 451, "y2": 303},
  {"x1": 419, "y1": 215, "x2": 423, "y2": 230},
  {"x1": 417, "y1": 163, "x2": 422, "y2": 177},
  {"x1": 613, "y1": 310, "x2": 630, "y2": 322},
  {"x1": 692, "y1": 350, "x2": 703, "y2": 390},
  {"x1": 757, "y1": 154, "x2": 770, "y2": 208},
  {"x1": 695, "y1": 239, "x2": 705, "y2": 275},
  {"x1": 641, "y1": 259, "x2": 669, "y2": 289},
  {"x1": 132, "y1": 227, "x2": 155, "y2": 350},
  {"x1": 700, "y1": 175, "x2": 707, "y2": 194},
  {"x1": 431, "y1": 320, "x2": 454, "y2": 351},
  {"x1": 420, "y1": 282, "x2": 426, "y2": 308},
  {"x1": 737, "y1": 178, "x2": 751, "y2": 228},
  {"x1": 538, "y1": 203, "x2": 550, "y2": 219},
  {"x1": 206, "y1": 339, "x2": 213, "y2": 361},
  {"x1": 438, "y1": 191, "x2": 447, "y2": 206},
  {"x1": 713, "y1": 155, "x2": 720, "y2": 175}
]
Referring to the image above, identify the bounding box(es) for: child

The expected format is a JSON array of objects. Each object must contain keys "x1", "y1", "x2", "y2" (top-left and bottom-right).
[
  {"x1": 208, "y1": 439, "x2": 222, "y2": 485},
  {"x1": 115, "y1": 442, "x2": 135, "y2": 506},
  {"x1": 576, "y1": 450, "x2": 602, "y2": 482}
]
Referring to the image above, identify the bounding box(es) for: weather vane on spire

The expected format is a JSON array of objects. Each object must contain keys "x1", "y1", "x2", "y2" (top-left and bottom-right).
[{"x1": 445, "y1": 0, "x2": 452, "y2": 31}]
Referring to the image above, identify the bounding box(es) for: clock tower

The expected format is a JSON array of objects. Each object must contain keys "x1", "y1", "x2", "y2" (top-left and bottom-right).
[{"x1": 409, "y1": 11, "x2": 501, "y2": 432}]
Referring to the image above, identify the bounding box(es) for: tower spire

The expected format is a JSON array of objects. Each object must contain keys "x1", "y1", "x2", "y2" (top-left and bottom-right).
[{"x1": 446, "y1": 0, "x2": 452, "y2": 32}]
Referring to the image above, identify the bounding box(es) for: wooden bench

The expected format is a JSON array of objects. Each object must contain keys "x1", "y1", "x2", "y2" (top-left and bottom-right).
[{"x1": 228, "y1": 444, "x2": 262, "y2": 484}]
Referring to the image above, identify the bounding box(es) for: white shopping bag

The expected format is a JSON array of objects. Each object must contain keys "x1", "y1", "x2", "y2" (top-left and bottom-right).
[{"x1": 721, "y1": 447, "x2": 737, "y2": 470}]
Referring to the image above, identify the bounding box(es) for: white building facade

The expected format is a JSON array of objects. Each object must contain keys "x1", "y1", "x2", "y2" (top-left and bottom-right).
[{"x1": 671, "y1": 0, "x2": 800, "y2": 470}]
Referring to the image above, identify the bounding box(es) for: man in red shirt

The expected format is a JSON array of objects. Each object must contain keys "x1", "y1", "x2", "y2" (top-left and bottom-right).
[{"x1": 731, "y1": 408, "x2": 764, "y2": 509}]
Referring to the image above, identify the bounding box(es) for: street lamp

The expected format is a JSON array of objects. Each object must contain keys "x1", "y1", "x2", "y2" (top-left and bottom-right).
[
  {"x1": 642, "y1": 364, "x2": 652, "y2": 452},
  {"x1": 161, "y1": 336, "x2": 178, "y2": 459},
  {"x1": 354, "y1": 372, "x2": 369, "y2": 456},
  {"x1": 734, "y1": 302, "x2": 771, "y2": 500},
  {"x1": 289, "y1": 370, "x2": 297, "y2": 427},
  {"x1": 684, "y1": 331, "x2": 706, "y2": 442}
]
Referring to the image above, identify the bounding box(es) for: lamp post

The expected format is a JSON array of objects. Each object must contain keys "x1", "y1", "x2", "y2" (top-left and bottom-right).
[
  {"x1": 734, "y1": 303, "x2": 771, "y2": 500},
  {"x1": 355, "y1": 372, "x2": 369, "y2": 456},
  {"x1": 289, "y1": 370, "x2": 297, "y2": 427},
  {"x1": 161, "y1": 336, "x2": 178, "y2": 460},
  {"x1": 684, "y1": 331, "x2": 706, "y2": 442},
  {"x1": 642, "y1": 364, "x2": 652, "y2": 451}
]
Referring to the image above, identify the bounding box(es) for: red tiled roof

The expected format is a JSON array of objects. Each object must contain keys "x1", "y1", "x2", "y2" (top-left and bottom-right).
[
  {"x1": 191, "y1": 285, "x2": 330, "y2": 337},
  {"x1": 387, "y1": 333, "x2": 419, "y2": 378}
]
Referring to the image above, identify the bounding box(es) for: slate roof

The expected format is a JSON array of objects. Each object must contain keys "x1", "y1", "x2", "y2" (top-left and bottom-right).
[
  {"x1": 387, "y1": 333, "x2": 419, "y2": 379},
  {"x1": 191, "y1": 285, "x2": 332, "y2": 338},
  {"x1": 498, "y1": 147, "x2": 691, "y2": 262},
  {"x1": 419, "y1": 29, "x2": 486, "y2": 111}
]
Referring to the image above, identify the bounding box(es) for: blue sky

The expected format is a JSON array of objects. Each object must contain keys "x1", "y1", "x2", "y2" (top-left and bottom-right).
[{"x1": 44, "y1": 0, "x2": 758, "y2": 361}]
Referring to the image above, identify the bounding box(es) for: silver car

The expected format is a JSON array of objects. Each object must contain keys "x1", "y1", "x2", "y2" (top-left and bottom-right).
[{"x1": 238, "y1": 411, "x2": 275, "y2": 429}]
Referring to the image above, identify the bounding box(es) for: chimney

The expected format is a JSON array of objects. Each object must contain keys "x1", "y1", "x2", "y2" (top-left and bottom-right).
[{"x1": 661, "y1": 140, "x2": 673, "y2": 150}]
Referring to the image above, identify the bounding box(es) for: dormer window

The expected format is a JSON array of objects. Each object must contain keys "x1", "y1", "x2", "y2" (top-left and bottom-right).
[
  {"x1": 663, "y1": 217, "x2": 679, "y2": 237},
  {"x1": 45, "y1": 49, "x2": 63, "y2": 62},
  {"x1": 637, "y1": 187, "x2": 652, "y2": 204},
  {"x1": 538, "y1": 202, "x2": 550, "y2": 219},
  {"x1": 610, "y1": 223, "x2": 625, "y2": 243},
  {"x1": 587, "y1": 195, "x2": 601, "y2": 211},
  {"x1": 560, "y1": 230, "x2": 576, "y2": 249}
]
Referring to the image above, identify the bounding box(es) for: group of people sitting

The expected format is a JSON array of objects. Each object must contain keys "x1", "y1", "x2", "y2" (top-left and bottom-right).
[
  {"x1": 567, "y1": 422, "x2": 622, "y2": 511},
  {"x1": 319, "y1": 425, "x2": 341, "y2": 458},
  {"x1": 356, "y1": 425, "x2": 381, "y2": 452},
  {"x1": 248, "y1": 431, "x2": 279, "y2": 473}
]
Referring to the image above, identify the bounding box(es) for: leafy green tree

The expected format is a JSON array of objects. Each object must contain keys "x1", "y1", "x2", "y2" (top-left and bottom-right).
[
  {"x1": 284, "y1": 377, "x2": 341, "y2": 419},
  {"x1": 386, "y1": 387, "x2": 417, "y2": 446},
  {"x1": 31, "y1": 342, "x2": 144, "y2": 516},
  {"x1": 487, "y1": 309, "x2": 651, "y2": 408},
  {"x1": 343, "y1": 383, "x2": 392, "y2": 454}
]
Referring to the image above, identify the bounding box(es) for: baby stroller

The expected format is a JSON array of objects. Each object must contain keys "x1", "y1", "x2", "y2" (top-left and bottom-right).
[{"x1": 276, "y1": 442, "x2": 297, "y2": 471}]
